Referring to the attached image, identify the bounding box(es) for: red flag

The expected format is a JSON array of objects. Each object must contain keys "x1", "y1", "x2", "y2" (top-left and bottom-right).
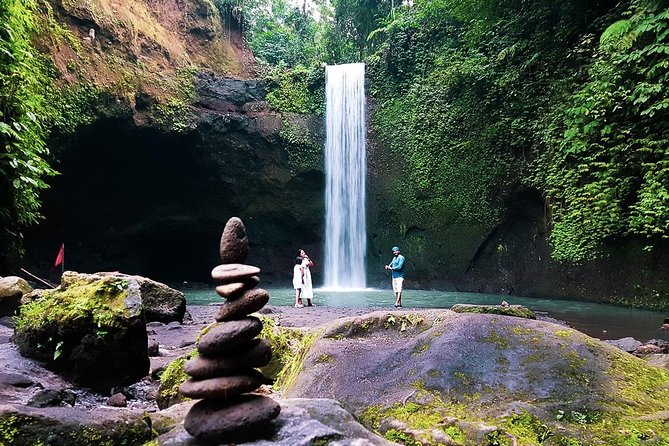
[{"x1": 54, "y1": 244, "x2": 64, "y2": 268}]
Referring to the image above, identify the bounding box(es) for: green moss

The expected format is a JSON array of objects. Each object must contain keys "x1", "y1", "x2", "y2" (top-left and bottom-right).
[
  {"x1": 151, "y1": 66, "x2": 197, "y2": 133},
  {"x1": 0, "y1": 414, "x2": 22, "y2": 445},
  {"x1": 384, "y1": 429, "x2": 421, "y2": 445},
  {"x1": 503, "y1": 411, "x2": 553, "y2": 444},
  {"x1": 158, "y1": 350, "x2": 196, "y2": 407},
  {"x1": 265, "y1": 66, "x2": 324, "y2": 114},
  {"x1": 555, "y1": 330, "x2": 574, "y2": 338},
  {"x1": 451, "y1": 304, "x2": 536, "y2": 319},
  {"x1": 15, "y1": 276, "x2": 132, "y2": 339},
  {"x1": 0, "y1": 412, "x2": 151, "y2": 446},
  {"x1": 480, "y1": 329, "x2": 511, "y2": 349},
  {"x1": 444, "y1": 425, "x2": 466, "y2": 443},
  {"x1": 258, "y1": 316, "x2": 318, "y2": 391},
  {"x1": 315, "y1": 353, "x2": 335, "y2": 364},
  {"x1": 281, "y1": 117, "x2": 322, "y2": 173}
]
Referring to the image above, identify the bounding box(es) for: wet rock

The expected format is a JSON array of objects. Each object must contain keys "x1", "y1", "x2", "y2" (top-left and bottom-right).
[
  {"x1": 0, "y1": 372, "x2": 36, "y2": 388},
  {"x1": 0, "y1": 316, "x2": 15, "y2": 328},
  {"x1": 107, "y1": 392, "x2": 128, "y2": 407},
  {"x1": 27, "y1": 389, "x2": 77, "y2": 407},
  {"x1": 606, "y1": 337, "x2": 643, "y2": 353},
  {"x1": 149, "y1": 339, "x2": 160, "y2": 357}
]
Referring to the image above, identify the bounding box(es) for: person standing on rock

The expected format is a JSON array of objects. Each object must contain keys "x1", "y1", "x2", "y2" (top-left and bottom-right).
[
  {"x1": 299, "y1": 249, "x2": 314, "y2": 307},
  {"x1": 385, "y1": 246, "x2": 405, "y2": 308},
  {"x1": 293, "y1": 256, "x2": 305, "y2": 307}
]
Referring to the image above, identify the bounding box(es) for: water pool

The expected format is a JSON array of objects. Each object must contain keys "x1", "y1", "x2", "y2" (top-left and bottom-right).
[{"x1": 182, "y1": 287, "x2": 669, "y2": 342}]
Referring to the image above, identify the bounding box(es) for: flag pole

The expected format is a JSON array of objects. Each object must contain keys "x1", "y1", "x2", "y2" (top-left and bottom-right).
[{"x1": 61, "y1": 243, "x2": 65, "y2": 276}]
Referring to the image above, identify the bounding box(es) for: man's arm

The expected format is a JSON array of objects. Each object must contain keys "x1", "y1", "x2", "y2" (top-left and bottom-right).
[{"x1": 394, "y1": 256, "x2": 405, "y2": 270}]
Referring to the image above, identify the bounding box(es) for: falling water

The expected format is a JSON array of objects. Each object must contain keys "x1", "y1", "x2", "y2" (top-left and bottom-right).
[{"x1": 324, "y1": 63, "x2": 367, "y2": 289}]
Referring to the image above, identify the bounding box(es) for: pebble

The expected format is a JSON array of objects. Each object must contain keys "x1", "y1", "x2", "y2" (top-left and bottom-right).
[
  {"x1": 180, "y1": 370, "x2": 267, "y2": 399},
  {"x1": 216, "y1": 288, "x2": 270, "y2": 322},
  {"x1": 185, "y1": 339, "x2": 272, "y2": 378},
  {"x1": 197, "y1": 317, "x2": 263, "y2": 355},
  {"x1": 211, "y1": 264, "x2": 260, "y2": 283}
]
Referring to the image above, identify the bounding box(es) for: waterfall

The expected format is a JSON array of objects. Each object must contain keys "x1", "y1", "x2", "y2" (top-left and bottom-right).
[{"x1": 323, "y1": 63, "x2": 367, "y2": 289}]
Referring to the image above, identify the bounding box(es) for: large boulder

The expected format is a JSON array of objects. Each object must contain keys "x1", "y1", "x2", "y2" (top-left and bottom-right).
[
  {"x1": 284, "y1": 310, "x2": 669, "y2": 445},
  {"x1": 0, "y1": 404, "x2": 152, "y2": 445},
  {"x1": 12, "y1": 271, "x2": 150, "y2": 392},
  {"x1": 0, "y1": 276, "x2": 32, "y2": 317},
  {"x1": 95, "y1": 272, "x2": 187, "y2": 323},
  {"x1": 153, "y1": 398, "x2": 396, "y2": 445}
]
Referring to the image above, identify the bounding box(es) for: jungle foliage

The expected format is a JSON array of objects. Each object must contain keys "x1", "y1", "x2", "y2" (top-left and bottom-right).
[
  {"x1": 0, "y1": 0, "x2": 56, "y2": 272},
  {"x1": 243, "y1": 0, "x2": 669, "y2": 263}
]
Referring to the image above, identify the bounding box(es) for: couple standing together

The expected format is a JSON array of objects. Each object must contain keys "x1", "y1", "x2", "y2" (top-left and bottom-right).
[{"x1": 293, "y1": 249, "x2": 314, "y2": 307}]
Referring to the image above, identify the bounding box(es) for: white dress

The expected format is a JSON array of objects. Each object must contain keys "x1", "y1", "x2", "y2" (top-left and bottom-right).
[
  {"x1": 292, "y1": 264, "x2": 303, "y2": 289},
  {"x1": 301, "y1": 258, "x2": 313, "y2": 300}
]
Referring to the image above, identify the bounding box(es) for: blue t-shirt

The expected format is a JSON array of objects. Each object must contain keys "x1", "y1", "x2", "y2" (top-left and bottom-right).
[{"x1": 388, "y1": 254, "x2": 405, "y2": 279}]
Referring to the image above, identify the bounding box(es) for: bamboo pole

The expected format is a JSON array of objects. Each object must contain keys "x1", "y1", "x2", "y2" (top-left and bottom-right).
[{"x1": 20, "y1": 268, "x2": 57, "y2": 289}]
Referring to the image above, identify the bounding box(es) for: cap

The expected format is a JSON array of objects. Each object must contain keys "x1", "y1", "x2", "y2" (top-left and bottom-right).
[{"x1": 392, "y1": 246, "x2": 400, "y2": 252}]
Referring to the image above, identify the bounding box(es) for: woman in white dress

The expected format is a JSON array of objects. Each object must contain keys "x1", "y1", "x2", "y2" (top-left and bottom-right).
[
  {"x1": 292, "y1": 257, "x2": 304, "y2": 307},
  {"x1": 299, "y1": 249, "x2": 314, "y2": 306}
]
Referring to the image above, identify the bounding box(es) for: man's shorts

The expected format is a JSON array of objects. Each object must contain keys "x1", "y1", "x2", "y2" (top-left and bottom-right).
[{"x1": 392, "y1": 277, "x2": 404, "y2": 293}]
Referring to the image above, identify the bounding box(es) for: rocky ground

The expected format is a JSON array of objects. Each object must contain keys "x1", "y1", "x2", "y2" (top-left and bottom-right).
[{"x1": 0, "y1": 305, "x2": 406, "y2": 411}]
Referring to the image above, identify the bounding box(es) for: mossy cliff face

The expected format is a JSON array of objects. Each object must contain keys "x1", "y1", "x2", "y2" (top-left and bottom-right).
[
  {"x1": 12, "y1": 271, "x2": 149, "y2": 391},
  {"x1": 368, "y1": 146, "x2": 669, "y2": 308},
  {"x1": 285, "y1": 310, "x2": 669, "y2": 445},
  {"x1": 24, "y1": 69, "x2": 324, "y2": 284}
]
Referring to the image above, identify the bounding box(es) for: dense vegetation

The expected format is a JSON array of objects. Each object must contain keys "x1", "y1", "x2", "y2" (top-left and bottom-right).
[
  {"x1": 1, "y1": 0, "x2": 667, "y2": 287},
  {"x1": 0, "y1": 0, "x2": 56, "y2": 273},
  {"x1": 240, "y1": 0, "x2": 669, "y2": 265}
]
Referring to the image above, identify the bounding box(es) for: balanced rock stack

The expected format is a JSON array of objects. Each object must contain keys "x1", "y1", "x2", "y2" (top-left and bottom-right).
[{"x1": 180, "y1": 217, "x2": 280, "y2": 443}]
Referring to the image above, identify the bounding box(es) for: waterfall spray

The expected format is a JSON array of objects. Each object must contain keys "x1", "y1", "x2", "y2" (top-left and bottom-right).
[{"x1": 324, "y1": 63, "x2": 367, "y2": 289}]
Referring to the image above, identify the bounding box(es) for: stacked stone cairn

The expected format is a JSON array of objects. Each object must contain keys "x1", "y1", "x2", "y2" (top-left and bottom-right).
[{"x1": 180, "y1": 217, "x2": 280, "y2": 443}]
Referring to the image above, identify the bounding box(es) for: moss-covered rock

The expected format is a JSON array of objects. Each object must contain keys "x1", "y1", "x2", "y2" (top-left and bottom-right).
[
  {"x1": 285, "y1": 310, "x2": 669, "y2": 445},
  {"x1": 450, "y1": 303, "x2": 536, "y2": 319},
  {"x1": 0, "y1": 404, "x2": 153, "y2": 446},
  {"x1": 157, "y1": 352, "x2": 196, "y2": 410},
  {"x1": 12, "y1": 271, "x2": 149, "y2": 392}
]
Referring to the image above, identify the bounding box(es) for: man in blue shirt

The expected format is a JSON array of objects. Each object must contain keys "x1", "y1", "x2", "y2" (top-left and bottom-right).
[{"x1": 385, "y1": 246, "x2": 405, "y2": 307}]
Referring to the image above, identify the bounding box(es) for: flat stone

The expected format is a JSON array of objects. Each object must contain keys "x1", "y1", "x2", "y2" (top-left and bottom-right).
[
  {"x1": 184, "y1": 394, "x2": 280, "y2": 442},
  {"x1": 216, "y1": 288, "x2": 270, "y2": 322},
  {"x1": 197, "y1": 317, "x2": 263, "y2": 355},
  {"x1": 215, "y1": 276, "x2": 260, "y2": 300},
  {"x1": 180, "y1": 370, "x2": 267, "y2": 399},
  {"x1": 211, "y1": 264, "x2": 260, "y2": 283},
  {"x1": 220, "y1": 217, "x2": 249, "y2": 264},
  {"x1": 185, "y1": 339, "x2": 272, "y2": 378}
]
